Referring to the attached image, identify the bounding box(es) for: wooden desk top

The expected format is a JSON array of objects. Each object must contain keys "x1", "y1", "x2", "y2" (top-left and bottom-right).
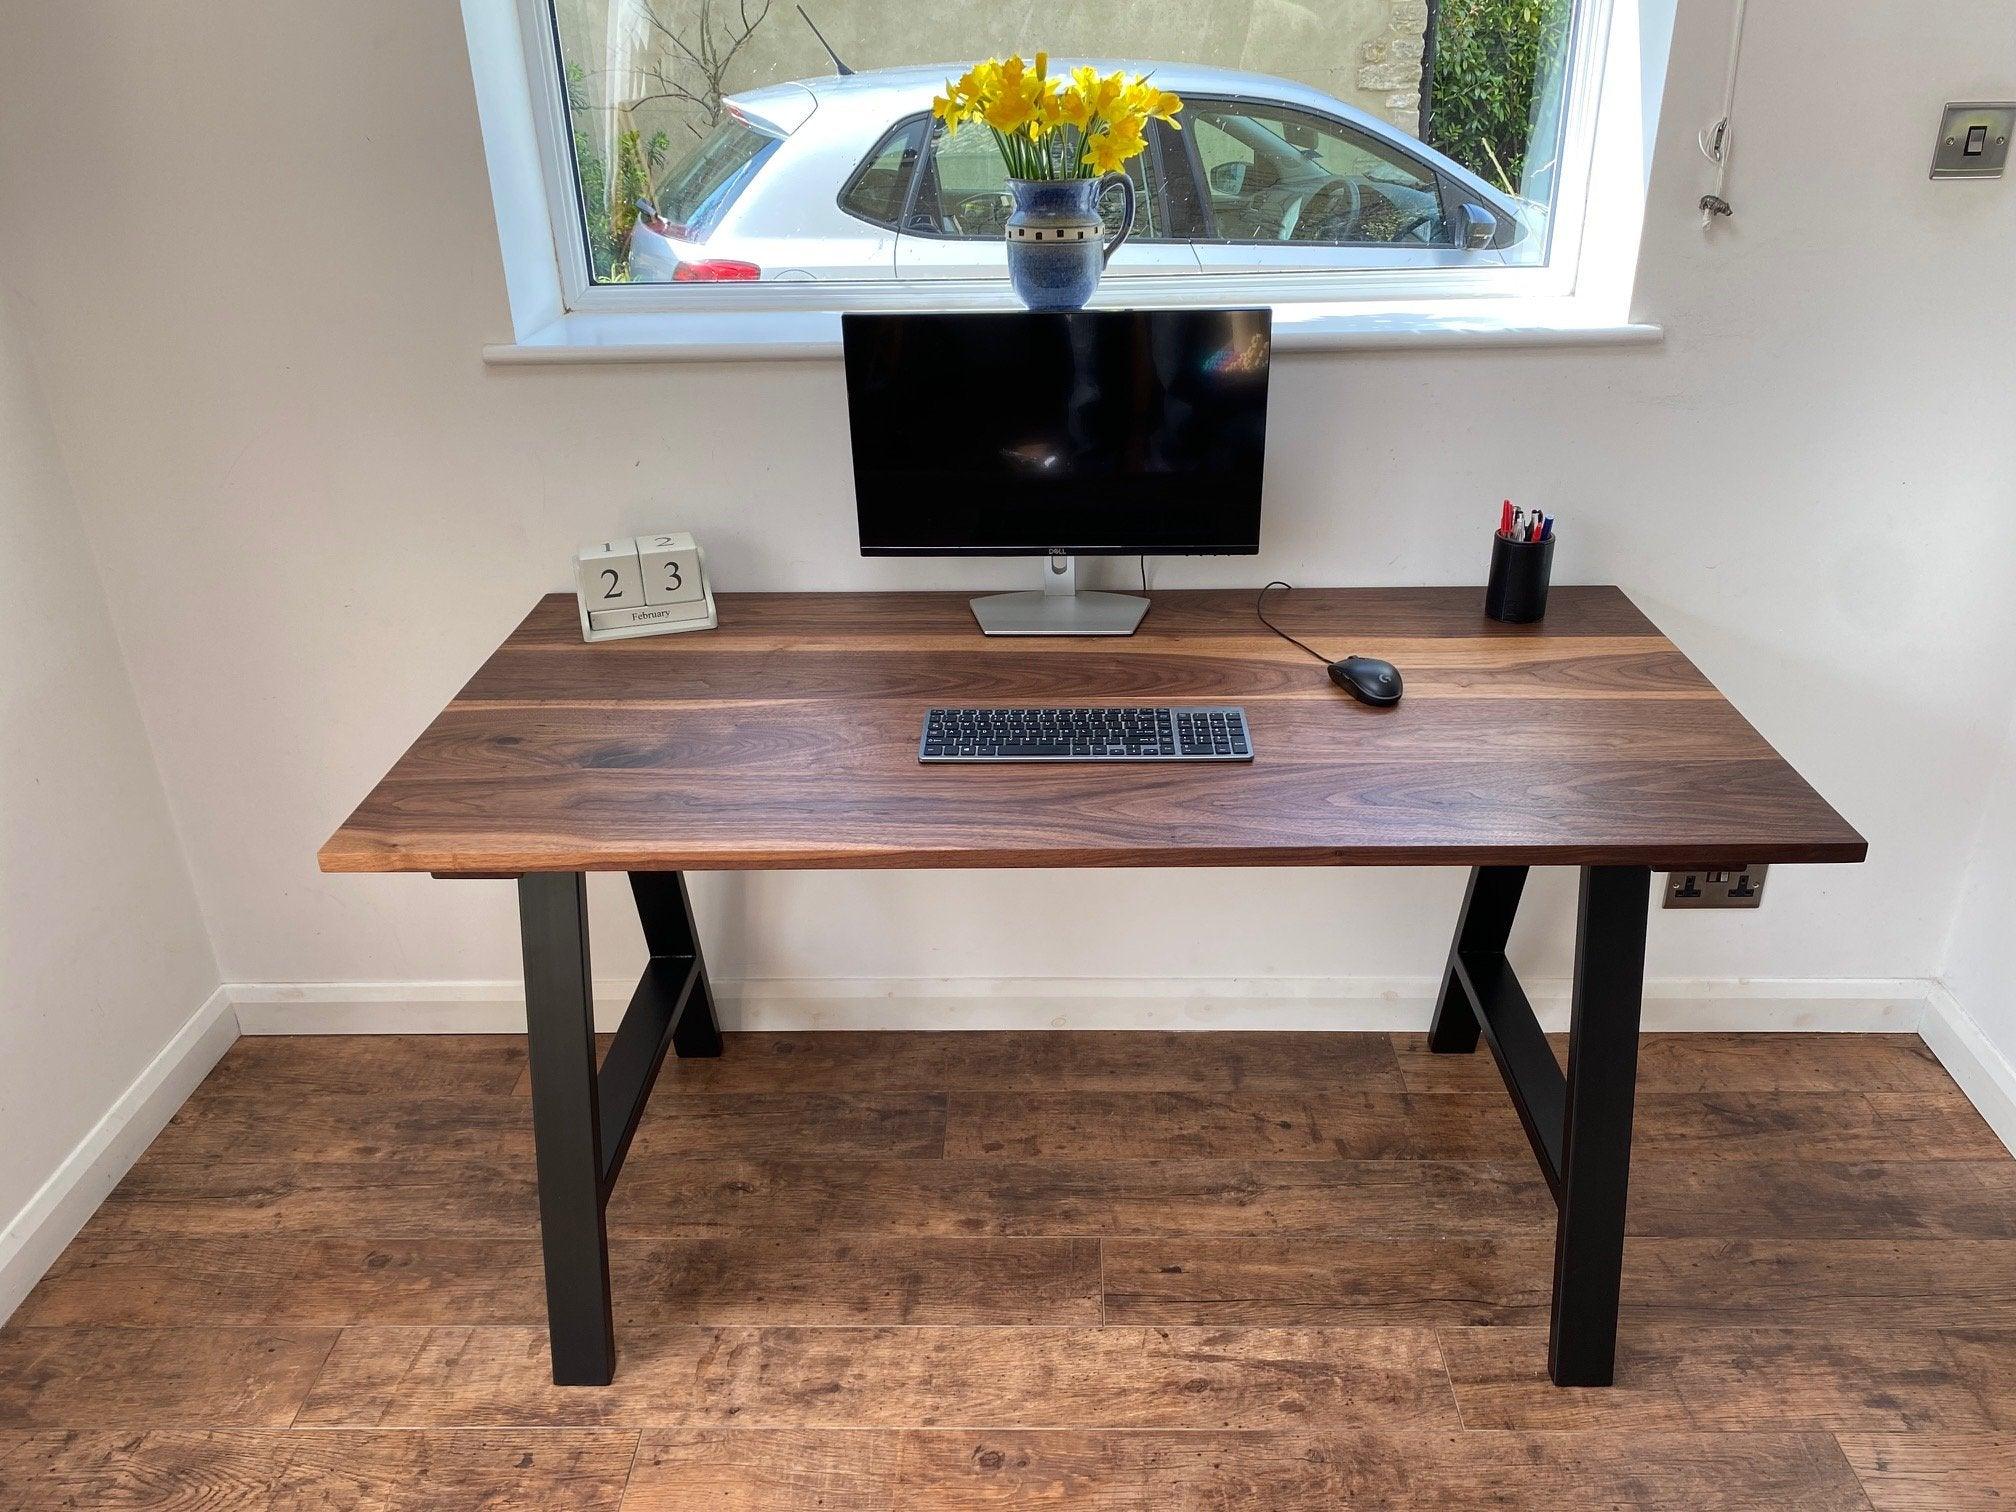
[{"x1": 318, "y1": 588, "x2": 1865, "y2": 876}]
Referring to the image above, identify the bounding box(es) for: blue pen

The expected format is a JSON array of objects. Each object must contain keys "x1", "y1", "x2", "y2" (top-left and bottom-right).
[{"x1": 1541, "y1": 516, "x2": 1554, "y2": 541}]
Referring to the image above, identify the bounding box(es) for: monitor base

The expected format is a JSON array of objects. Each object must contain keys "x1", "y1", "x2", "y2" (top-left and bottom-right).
[{"x1": 971, "y1": 589, "x2": 1149, "y2": 637}]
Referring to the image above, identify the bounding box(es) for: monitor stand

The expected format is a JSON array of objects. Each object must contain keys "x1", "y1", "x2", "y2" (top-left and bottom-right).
[{"x1": 970, "y1": 553, "x2": 1149, "y2": 637}]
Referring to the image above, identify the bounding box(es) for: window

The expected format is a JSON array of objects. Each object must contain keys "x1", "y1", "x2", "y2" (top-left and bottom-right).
[
  {"x1": 474, "y1": 0, "x2": 1654, "y2": 339},
  {"x1": 840, "y1": 121, "x2": 924, "y2": 229},
  {"x1": 655, "y1": 121, "x2": 780, "y2": 237},
  {"x1": 1188, "y1": 102, "x2": 1453, "y2": 247}
]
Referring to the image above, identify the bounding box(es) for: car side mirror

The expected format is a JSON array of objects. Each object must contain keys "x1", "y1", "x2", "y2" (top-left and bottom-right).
[
  {"x1": 1455, "y1": 202, "x2": 1499, "y2": 249},
  {"x1": 1208, "y1": 161, "x2": 1248, "y2": 197}
]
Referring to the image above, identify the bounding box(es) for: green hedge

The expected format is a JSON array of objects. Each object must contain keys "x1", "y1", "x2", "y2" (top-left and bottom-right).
[{"x1": 1427, "y1": 0, "x2": 1572, "y2": 193}]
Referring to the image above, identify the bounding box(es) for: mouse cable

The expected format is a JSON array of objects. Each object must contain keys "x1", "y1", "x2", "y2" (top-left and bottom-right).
[{"x1": 1255, "y1": 581, "x2": 1331, "y2": 665}]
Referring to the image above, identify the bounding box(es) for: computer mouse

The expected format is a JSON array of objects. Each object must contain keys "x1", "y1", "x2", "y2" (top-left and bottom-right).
[{"x1": 1329, "y1": 656, "x2": 1403, "y2": 707}]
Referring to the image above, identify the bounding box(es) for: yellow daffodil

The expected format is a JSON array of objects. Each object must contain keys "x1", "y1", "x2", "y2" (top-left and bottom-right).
[
  {"x1": 936, "y1": 54, "x2": 1177, "y2": 181},
  {"x1": 1124, "y1": 81, "x2": 1183, "y2": 129},
  {"x1": 983, "y1": 93, "x2": 1028, "y2": 134},
  {"x1": 1085, "y1": 119, "x2": 1144, "y2": 176}
]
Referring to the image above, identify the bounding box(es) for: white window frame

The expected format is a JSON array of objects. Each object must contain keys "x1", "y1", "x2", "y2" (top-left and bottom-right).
[{"x1": 460, "y1": 0, "x2": 1672, "y2": 360}]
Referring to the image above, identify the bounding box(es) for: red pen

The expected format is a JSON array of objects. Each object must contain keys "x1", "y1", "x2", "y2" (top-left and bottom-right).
[{"x1": 1500, "y1": 499, "x2": 1514, "y2": 537}]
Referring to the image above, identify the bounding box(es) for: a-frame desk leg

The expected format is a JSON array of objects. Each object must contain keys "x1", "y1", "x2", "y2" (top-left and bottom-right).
[
  {"x1": 1431, "y1": 864, "x2": 1650, "y2": 1387},
  {"x1": 517, "y1": 870, "x2": 723, "y2": 1386}
]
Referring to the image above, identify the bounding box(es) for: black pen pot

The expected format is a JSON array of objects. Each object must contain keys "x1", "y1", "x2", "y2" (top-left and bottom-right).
[{"x1": 1484, "y1": 531, "x2": 1555, "y2": 624}]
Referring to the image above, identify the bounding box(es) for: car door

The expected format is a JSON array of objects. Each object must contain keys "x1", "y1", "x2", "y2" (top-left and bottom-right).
[
  {"x1": 1180, "y1": 97, "x2": 1497, "y2": 273},
  {"x1": 894, "y1": 116, "x2": 1201, "y2": 281}
]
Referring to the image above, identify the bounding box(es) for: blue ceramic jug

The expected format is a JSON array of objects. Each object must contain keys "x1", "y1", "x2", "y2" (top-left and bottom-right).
[{"x1": 1004, "y1": 175, "x2": 1136, "y2": 311}]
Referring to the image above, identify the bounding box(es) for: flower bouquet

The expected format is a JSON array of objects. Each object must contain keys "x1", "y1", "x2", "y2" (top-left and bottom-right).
[{"x1": 932, "y1": 56, "x2": 1183, "y2": 308}]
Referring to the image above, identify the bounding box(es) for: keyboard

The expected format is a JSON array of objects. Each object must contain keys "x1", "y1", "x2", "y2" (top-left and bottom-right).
[{"x1": 919, "y1": 706, "x2": 1252, "y2": 762}]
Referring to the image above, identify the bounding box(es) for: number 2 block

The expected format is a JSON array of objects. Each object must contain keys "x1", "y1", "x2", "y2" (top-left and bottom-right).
[
  {"x1": 637, "y1": 533, "x2": 704, "y2": 605},
  {"x1": 576, "y1": 540, "x2": 642, "y2": 611}
]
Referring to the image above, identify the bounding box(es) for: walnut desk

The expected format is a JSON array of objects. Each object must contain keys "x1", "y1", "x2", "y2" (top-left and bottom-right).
[{"x1": 320, "y1": 588, "x2": 1865, "y2": 1387}]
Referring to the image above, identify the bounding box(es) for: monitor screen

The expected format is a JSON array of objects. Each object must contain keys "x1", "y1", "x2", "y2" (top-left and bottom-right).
[{"x1": 843, "y1": 309, "x2": 1270, "y2": 556}]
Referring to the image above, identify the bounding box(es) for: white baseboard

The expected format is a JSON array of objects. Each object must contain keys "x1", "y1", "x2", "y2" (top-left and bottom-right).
[
  {"x1": 1920, "y1": 985, "x2": 2016, "y2": 1158},
  {"x1": 0, "y1": 986, "x2": 238, "y2": 1324},
  {"x1": 228, "y1": 974, "x2": 1934, "y2": 1036}
]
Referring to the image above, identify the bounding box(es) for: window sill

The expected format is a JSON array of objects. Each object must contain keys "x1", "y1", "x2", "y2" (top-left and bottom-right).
[{"x1": 483, "y1": 297, "x2": 1661, "y2": 365}]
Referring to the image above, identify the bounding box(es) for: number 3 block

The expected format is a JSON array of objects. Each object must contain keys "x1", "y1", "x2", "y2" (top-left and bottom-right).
[{"x1": 637, "y1": 533, "x2": 704, "y2": 605}]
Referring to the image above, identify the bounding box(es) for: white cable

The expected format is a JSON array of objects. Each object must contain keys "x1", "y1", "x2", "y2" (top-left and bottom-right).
[{"x1": 1699, "y1": 0, "x2": 1749, "y2": 228}]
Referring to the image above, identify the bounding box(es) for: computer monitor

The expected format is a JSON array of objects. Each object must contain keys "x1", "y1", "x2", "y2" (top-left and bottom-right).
[{"x1": 842, "y1": 308, "x2": 1270, "y2": 635}]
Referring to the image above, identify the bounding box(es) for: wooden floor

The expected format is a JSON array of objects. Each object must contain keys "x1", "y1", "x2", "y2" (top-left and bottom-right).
[{"x1": 3, "y1": 1031, "x2": 2015, "y2": 1508}]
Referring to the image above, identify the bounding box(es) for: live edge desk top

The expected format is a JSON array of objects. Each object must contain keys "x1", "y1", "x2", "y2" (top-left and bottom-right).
[{"x1": 319, "y1": 587, "x2": 1865, "y2": 877}]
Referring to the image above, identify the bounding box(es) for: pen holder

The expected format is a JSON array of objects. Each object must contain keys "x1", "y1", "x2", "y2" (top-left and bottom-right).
[{"x1": 1484, "y1": 531, "x2": 1554, "y2": 623}]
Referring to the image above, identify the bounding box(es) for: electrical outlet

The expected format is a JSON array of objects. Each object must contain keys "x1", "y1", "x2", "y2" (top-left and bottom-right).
[{"x1": 1664, "y1": 865, "x2": 1767, "y2": 909}]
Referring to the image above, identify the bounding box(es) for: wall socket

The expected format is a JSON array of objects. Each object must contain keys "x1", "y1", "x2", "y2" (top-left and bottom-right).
[{"x1": 1664, "y1": 865, "x2": 1768, "y2": 909}]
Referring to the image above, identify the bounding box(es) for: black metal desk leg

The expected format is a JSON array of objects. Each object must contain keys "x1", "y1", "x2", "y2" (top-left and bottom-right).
[
  {"x1": 1548, "y1": 864, "x2": 1650, "y2": 1387},
  {"x1": 630, "y1": 872, "x2": 722, "y2": 1058},
  {"x1": 519, "y1": 872, "x2": 616, "y2": 1386},
  {"x1": 1428, "y1": 866, "x2": 1529, "y2": 1053}
]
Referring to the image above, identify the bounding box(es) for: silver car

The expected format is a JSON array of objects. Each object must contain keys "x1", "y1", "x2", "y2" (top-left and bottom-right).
[{"x1": 625, "y1": 61, "x2": 1540, "y2": 283}]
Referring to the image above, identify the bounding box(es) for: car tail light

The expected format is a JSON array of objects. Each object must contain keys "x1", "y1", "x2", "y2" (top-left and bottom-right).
[{"x1": 672, "y1": 259, "x2": 761, "y2": 282}]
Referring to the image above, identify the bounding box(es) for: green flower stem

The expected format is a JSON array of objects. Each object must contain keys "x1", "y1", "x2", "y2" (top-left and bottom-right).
[{"x1": 984, "y1": 119, "x2": 1108, "y2": 182}]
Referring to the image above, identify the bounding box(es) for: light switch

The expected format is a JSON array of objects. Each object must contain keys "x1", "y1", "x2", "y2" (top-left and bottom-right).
[{"x1": 1932, "y1": 102, "x2": 2014, "y2": 180}]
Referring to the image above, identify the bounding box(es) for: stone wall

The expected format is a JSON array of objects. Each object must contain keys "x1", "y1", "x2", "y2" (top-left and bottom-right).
[{"x1": 1356, "y1": 0, "x2": 1430, "y2": 136}]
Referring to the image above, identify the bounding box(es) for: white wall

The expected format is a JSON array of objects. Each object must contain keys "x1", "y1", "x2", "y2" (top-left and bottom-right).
[
  {"x1": 1945, "y1": 700, "x2": 2016, "y2": 1052},
  {"x1": 0, "y1": 2, "x2": 2012, "y2": 1009},
  {"x1": 0, "y1": 277, "x2": 221, "y2": 1307}
]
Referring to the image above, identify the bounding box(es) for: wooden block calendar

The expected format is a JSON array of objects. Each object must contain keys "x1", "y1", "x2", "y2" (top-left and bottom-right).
[{"x1": 574, "y1": 531, "x2": 717, "y2": 641}]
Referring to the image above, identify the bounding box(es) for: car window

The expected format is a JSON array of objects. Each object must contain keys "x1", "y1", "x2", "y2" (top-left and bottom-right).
[
  {"x1": 1188, "y1": 101, "x2": 1451, "y2": 247},
  {"x1": 656, "y1": 119, "x2": 782, "y2": 239},
  {"x1": 840, "y1": 119, "x2": 924, "y2": 228},
  {"x1": 910, "y1": 121, "x2": 1169, "y2": 242}
]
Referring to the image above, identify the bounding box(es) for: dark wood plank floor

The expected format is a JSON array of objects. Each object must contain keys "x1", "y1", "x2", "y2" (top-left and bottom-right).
[{"x1": 3, "y1": 1030, "x2": 2013, "y2": 1508}]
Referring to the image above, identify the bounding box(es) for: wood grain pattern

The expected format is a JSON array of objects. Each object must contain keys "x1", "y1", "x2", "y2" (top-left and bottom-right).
[
  {"x1": 941, "y1": 1087, "x2": 2004, "y2": 1163},
  {"x1": 1836, "y1": 1434, "x2": 2016, "y2": 1509},
  {"x1": 11, "y1": 1030, "x2": 2016, "y2": 1506},
  {"x1": 943, "y1": 1089, "x2": 1532, "y2": 1160},
  {"x1": 318, "y1": 589, "x2": 1866, "y2": 873},
  {"x1": 619, "y1": 1427, "x2": 1873, "y2": 1510},
  {"x1": 165, "y1": 1089, "x2": 949, "y2": 1164},
  {"x1": 1440, "y1": 1324, "x2": 2010, "y2": 1433},
  {"x1": 1391, "y1": 1030, "x2": 1955, "y2": 1095},
  {"x1": 18, "y1": 1234, "x2": 1100, "y2": 1329},
  {"x1": 0, "y1": 1328, "x2": 338, "y2": 1429},
  {"x1": 513, "y1": 1028, "x2": 1400, "y2": 1095},
  {"x1": 612, "y1": 1156, "x2": 1557, "y2": 1239},
  {"x1": 1625, "y1": 1157, "x2": 2016, "y2": 1239},
  {"x1": 1104, "y1": 1235, "x2": 2016, "y2": 1329},
  {"x1": 0, "y1": 1429, "x2": 637, "y2": 1510},
  {"x1": 290, "y1": 1324, "x2": 1458, "y2": 1430},
  {"x1": 85, "y1": 1154, "x2": 543, "y2": 1237}
]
